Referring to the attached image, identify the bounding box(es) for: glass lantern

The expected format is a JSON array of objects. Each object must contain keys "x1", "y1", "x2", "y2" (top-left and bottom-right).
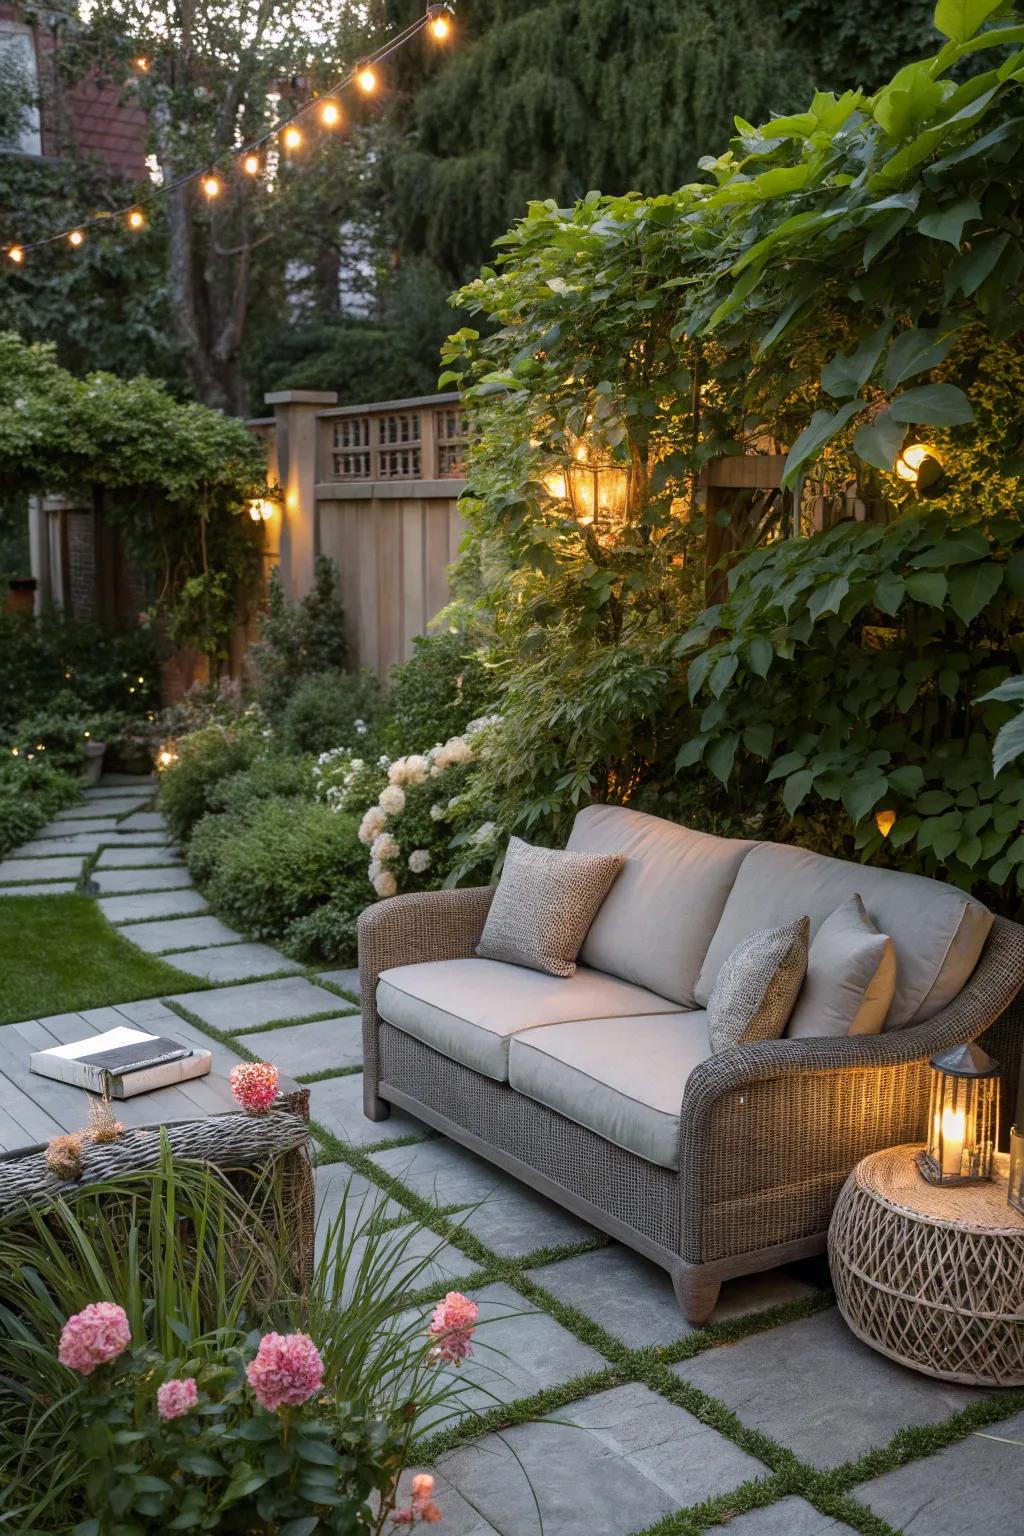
[
  {"x1": 564, "y1": 431, "x2": 631, "y2": 541},
  {"x1": 916, "y1": 1042, "x2": 1000, "y2": 1186},
  {"x1": 1008, "y1": 1057, "x2": 1024, "y2": 1217}
]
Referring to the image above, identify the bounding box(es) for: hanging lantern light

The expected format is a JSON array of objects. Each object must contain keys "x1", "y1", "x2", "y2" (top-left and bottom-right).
[
  {"x1": 127, "y1": 207, "x2": 146, "y2": 229},
  {"x1": 318, "y1": 99, "x2": 341, "y2": 127},
  {"x1": 917, "y1": 1042, "x2": 1000, "y2": 1186},
  {"x1": 242, "y1": 152, "x2": 262, "y2": 176},
  {"x1": 356, "y1": 64, "x2": 378, "y2": 94},
  {"x1": 282, "y1": 124, "x2": 303, "y2": 151},
  {"x1": 7, "y1": 245, "x2": 25, "y2": 264},
  {"x1": 894, "y1": 442, "x2": 945, "y2": 497},
  {"x1": 201, "y1": 172, "x2": 222, "y2": 199},
  {"x1": 427, "y1": 4, "x2": 453, "y2": 40},
  {"x1": 68, "y1": 229, "x2": 85, "y2": 248},
  {"x1": 564, "y1": 428, "x2": 632, "y2": 541}
]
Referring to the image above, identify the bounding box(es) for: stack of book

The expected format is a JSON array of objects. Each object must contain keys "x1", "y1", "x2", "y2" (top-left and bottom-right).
[{"x1": 29, "y1": 1027, "x2": 212, "y2": 1099}]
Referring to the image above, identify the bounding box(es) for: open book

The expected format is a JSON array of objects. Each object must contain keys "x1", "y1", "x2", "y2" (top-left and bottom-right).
[{"x1": 30, "y1": 1027, "x2": 212, "y2": 1099}]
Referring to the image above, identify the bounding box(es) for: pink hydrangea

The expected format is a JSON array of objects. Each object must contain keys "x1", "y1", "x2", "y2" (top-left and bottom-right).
[
  {"x1": 246, "y1": 1331, "x2": 324, "y2": 1412},
  {"x1": 229, "y1": 1061, "x2": 279, "y2": 1115},
  {"x1": 58, "y1": 1301, "x2": 131, "y2": 1376},
  {"x1": 157, "y1": 1377, "x2": 198, "y2": 1420},
  {"x1": 426, "y1": 1291, "x2": 478, "y2": 1365}
]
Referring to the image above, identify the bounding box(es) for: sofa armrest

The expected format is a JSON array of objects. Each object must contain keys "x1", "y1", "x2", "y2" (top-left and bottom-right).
[{"x1": 359, "y1": 887, "x2": 495, "y2": 1110}]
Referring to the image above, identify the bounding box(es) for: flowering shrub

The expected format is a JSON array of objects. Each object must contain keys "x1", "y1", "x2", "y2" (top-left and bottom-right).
[
  {"x1": 315, "y1": 716, "x2": 502, "y2": 899},
  {"x1": 246, "y1": 1328, "x2": 324, "y2": 1410},
  {"x1": 58, "y1": 1301, "x2": 131, "y2": 1376}
]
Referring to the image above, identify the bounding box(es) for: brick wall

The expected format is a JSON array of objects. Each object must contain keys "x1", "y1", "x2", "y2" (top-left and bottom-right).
[{"x1": 65, "y1": 510, "x2": 95, "y2": 617}]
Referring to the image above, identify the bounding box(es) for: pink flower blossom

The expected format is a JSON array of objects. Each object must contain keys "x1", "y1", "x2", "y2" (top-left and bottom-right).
[
  {"x1": 229, "y1": 1062, "x2": 279, "y2": 1115},
  {"x1": 246, "y1": 1331, "x2": 324, "y2": 1412},
  {"x1": 392, "y1": 1511, "x2": 414, "y2": 1526},
  {"x1": 411, "y1": 1474, "x2": 435, "y2": 1504},
  {"x1": 157, "y1": 1377, "x2": 198, "y2": 1420},
  {"x1": 426, "y1": 1291, "x2": 478, "y2": 1365},
  {"x1": 58, "y1": 1302, "x2": 131, "y2": 1376}
]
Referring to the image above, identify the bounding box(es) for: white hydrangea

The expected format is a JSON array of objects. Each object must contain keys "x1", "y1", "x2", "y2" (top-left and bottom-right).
[
  {"x1": 377, "y1": 754, "x2": 391, "y2": 769},
  {"x1": 408, "y1": 848, "x2": 431, "y2": 874},
  {"x1": 373, "y1": 870, "x2": 398, "y2": 898},
  {"x1": 378, "y1": 784, "x2": 406, "y2": 815},
  {"x1": 388, "y1": 754, "x2": 429, "y2": 787},
  {"x1": 429, "y1": 801, "x2": 447, "y2": 822},
  {"x1": 471, "y1": 821, "x2": 498, "y2": 846},
  {"x1": 355, "y1": 719, "x2": 368, "y2": 736},
  {"x1": 467, "y1": 713, "x2": 502, "y2": 736},
  {"x1": 371, "y1": 831, "x2": 400, "y2": 863},
  {"x1": 432, "y1": 735, "x2": 473, "y2": 772},
  {"x1": 358, "y1": 805, "x2": 387, "y2": 846}
]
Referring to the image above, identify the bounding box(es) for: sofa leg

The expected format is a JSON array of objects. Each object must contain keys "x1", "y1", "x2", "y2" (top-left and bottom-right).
[
  {"x1": 672, "y1": 1266, "x2": 721, "y2": 1325},
  {"x1": 363, "y1": 1080, "x2": 391, "y2": 1122}
]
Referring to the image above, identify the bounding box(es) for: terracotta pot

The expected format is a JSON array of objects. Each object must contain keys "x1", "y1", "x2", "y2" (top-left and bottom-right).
[{"x1": 5, "y1": 578, "x2": 37, "y2": 616}]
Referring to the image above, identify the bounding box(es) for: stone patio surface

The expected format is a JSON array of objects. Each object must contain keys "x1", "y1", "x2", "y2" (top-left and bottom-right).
[{"x1": 3, "y1": 776, "x2": 1021, "y2": 1536}]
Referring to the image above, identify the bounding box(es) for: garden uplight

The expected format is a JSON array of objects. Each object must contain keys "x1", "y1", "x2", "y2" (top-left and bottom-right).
[
  {"x1": 156, "y1": 746, "x2": 178, "y2": 770},
  {"x1": 895, "y1": 442, "x2": 945, "y2": 496},
  {"x1": 918, "y1": 1043, "x2": 1000, "y2": 1186},
  {"x1": 874, "y1": 808, "x2": 896, "y2": 838},
  {"x1": 248, "y1": 498, "x2": 274, "y2": 522}
]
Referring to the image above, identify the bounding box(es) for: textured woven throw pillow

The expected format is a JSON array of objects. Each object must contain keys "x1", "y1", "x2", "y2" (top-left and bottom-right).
[
  {"x1": 707, "y1": 917, "x2": 810, "y2": 1053},
  {"x1": 476, "y1": 835, "x2": 624, "y2": 977},
  {"x1": 786, "y1": 894, "x2": 896, "y2": 1039}
]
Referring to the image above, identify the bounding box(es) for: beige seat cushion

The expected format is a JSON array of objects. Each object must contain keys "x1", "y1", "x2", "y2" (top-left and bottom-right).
[
  {"x1": 694, "y1": 843, "x2": 992, "y2": 1029},
  {"x1": 376, "y1": 958, "x2": 684, "y2": 1083},
  {"x1": 566, "y1": 805, "x2": 755, "y2": 1006},
  {"x1": 509, "y1": 1012, "x2": 712, "y2": 1169}
]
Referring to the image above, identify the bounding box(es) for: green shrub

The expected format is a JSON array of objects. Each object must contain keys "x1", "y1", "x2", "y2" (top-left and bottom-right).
[
  {"x1": 281, "y1": 887, "x2": 367, "y2": 964},
  {"x1": 278, "y1": 667, "x2": 384, "y2": 756},
  {"x1": 207, "y1": 751, "x2": 317, "y2": 816},
  {"x1": 158, "y1": 719, "x2": 264, "y2": 843},
  {"x1": 0, "y1": 612, "x2": 159, "y2": 736},
  {"x1": 0, "y1": 757, "x2": 81, "y2": 856},
  {"x1": 378, "y1": 631, "x2": 496, "y2": 756},
  {"x1": 192, "y1": 798, "x2": 366, "y2": 941},
  {"x1": 250, "y1": 556, "x2": 350, "y2": 717}
]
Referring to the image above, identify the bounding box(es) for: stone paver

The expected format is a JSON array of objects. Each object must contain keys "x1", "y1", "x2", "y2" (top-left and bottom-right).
[
  {"x1": 118, "y1": 811, "x2": 168, "y2": 832},
  {"x1": 16, "y1": 833, "x2": 175, "y2": 856},
  {"x1": 83, "y1": 785, "x2": 154, "y2": 800},
  {"x1": 694, "y1": 1497, "x2": 857, "y2": 1535},
  {"x1": 236, "y1": 1015, "x2": 362, "y2": 1074},
  {"x1": 672, "y1": 1308, "x2": 982, "y2": 1470},
  {"x1": 527, "y1": 1245, "x2": 821, "y2": 1347},
  {"x1": 371, "y1": 1139, "x2": 597, "y2": 1255},
  {"x1": 317, "y1": 1218, "x2": 471, "y2": 1301},
  {"x1": 90, "y1": 866, "x2": 193, "y2": 893},
  {"x1": 437, "y1": 1380, "x2": 766, "y2": 1535},
  {"x1": 169, "y1": 976, "x2": 344, "y2": 1031},
  {"x1": 422, "y1": 1281, "x2": 607, "y2": 1432},
  {"x1": 168, "y1": 942, "x2": 301, "y2": 983},
  {"x1": 0, "y1": 857, "x2": 83, "y2": 883},
  {"x1": 851, "y1": 1412, "x2": 1024, "y2": 1535},
  {"x1": 315, "y1": 1160, "x2": 404, "y2": 1230},
  {"x1": 98, "y1": 889, "x2": 209, "y2": 923},
  {"x1": 95, "y1": 846, "x2": 184, "y2": 868},
  {"x1": 310, "y1": 1071, "x2": 425, "y2": 1146},
  {"x1": 392, "y1": 1470, "x2": 498, "y2": 1536},
  {"x1": 317, "y1": 966, "x2": 361, "y2": 998},
  {"x1": 0, "y1": 880, "x2": 79, "y2": 897},
  {"x1": 55, "y1": 806, "x2": 129, "y2": 822},
  {"x1": 75, "y1": 796, "x2": 154, "y2": 815},
  {"x1": 37, "y1": 816, "x2": 121, "y2": 836},
  {"x1": 120, "y1": 915, "x2": 244, "y2": 953}
]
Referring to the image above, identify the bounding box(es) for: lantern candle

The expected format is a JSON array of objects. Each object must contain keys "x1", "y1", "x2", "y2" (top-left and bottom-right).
[{"x1": 917, "y1": 1042, "x2": 1000, "y2": 1187}]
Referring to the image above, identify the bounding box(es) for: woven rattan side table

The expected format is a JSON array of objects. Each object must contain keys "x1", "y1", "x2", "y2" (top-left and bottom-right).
[{"x1": 828, "y1": 1144, "x2": 1024, "y2": 1386}]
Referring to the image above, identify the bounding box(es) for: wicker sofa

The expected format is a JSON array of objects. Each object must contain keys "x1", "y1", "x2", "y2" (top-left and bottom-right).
[{"x1": 359, "y1": 805, "x2": 1024, "y2": 1321}]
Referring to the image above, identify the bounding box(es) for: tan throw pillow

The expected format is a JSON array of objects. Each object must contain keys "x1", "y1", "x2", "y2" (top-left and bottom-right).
[
  {"x1": 476, "y1": 835, "x2": 624, "y2": 978},
  {"x1": 707, "y1": 917, "x2": 810, "y2": 1053},
  {"x1": 786, "y1": 894, "x2": 897, "y2": 1039}
]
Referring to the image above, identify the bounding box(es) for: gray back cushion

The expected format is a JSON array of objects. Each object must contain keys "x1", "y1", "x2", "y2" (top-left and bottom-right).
[
  {"x1": 694, "y1": 843, "x2": 992, "y2": 1029},
  {"x1": 566, "y1": 805, "x2": 756, "y2": 1006}
]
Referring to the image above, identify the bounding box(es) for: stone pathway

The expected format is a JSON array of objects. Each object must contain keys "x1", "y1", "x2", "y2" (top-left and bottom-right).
[{"x1": 2, "y1": 777, "x2": 1021, "y2": 1535}]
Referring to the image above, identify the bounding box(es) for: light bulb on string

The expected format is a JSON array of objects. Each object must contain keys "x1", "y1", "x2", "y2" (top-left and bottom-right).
[
  {"x1": 318, "y1": 99, "x2": 341, "y2": 127},
  {"x1": 7, "y1": 246, "x2": 24, "y2": 264},
  {"x1": 68, "y1": 229, "x2": 85, "y2": 248},
  {"x1": 282, "y1": 124, "x2": 303, "y2": 150},
  {"x1": 356, "y1": 65, "x2": 378, "y2": 94},
  {"x1": 133, "y1": 55, "x2": 150, "y2": 72},
  {"x1": 427, "y1": 5, "x2": 452, "y2": 41},
  {"x1": 127, "y1": 207, "x2": 146, "y2": 229},
  {"x1": 242, "y1": 151, "x2": 261, "y2": 176},
  {"x1": 201, "y1": 173, "x2": 222, "y2": 199}
]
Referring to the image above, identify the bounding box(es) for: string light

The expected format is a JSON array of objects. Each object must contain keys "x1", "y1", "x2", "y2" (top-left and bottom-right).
[{"x1": 2, "y1": 10, "x2": 447, "y2": 261}]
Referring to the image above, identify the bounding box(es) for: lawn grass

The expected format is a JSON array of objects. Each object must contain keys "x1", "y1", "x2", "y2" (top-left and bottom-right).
[{"x1": 0, "y1": 894, "x2": 208, "y2": 1024}]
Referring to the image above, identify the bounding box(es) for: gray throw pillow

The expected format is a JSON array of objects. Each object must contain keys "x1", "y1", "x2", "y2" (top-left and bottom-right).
[
  {"x1": 476, "y1": 835, "x2": 624, "y2": 978},
  {"x1": 707, "y1": 917, "x2": 810, "y2": 1052},
  {"x1": 786, "y1": 894, "x2": 896, "y2": 1039}
]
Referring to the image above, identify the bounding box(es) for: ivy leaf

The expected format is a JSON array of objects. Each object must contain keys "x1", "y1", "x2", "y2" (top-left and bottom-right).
[
  {"x1": 905, "y1": 570, "x2": 948, "y2": 607},
  {"x1": 917, "y1": 789, "x2": 956, "y2": 813},
  {"x1": 278, "y1": 1520, "x2": 320, "y2": 1536},
  {"x1": 944, "y1": 232, "x2": 1009, "y2": 300},
  {"x1": 843, "y1": 775, "x2": 888, "y2": 823},
  {"x1": 782, "y1": 401, "x2": 866, "y2": 489},
  {"x1": 675, "y1": 735, "x2": 708, "y2": 770},
  {"x1": 854, "y1": 411, "x2": 905, "y2": 472},
  {"x1": 881, "y1": 328, "x2": 957, "y2": 389},
  {"x1": 888, "y1": 384, "x2": 974, "y2": 425},
  {"x1": 993, "y1": 713, "x2": 1024, "y2": 776},
  {"x1": 887, "y1": 765, "x2": 925, "y2": 796},
  {"x1": 979, "y1": 677, "x2": 1024, "y2": 705},
  {"x1": 909, "y1": 529, "x2": 990, "y2": 565},
  {"x1": 745, "y1": 636, "x2": 774, "y2": 677},
  {"x1": 934, "y1": 0, "x2": 1005, "y2": 43},
  {"x1": 948, "y1": 561, "x2": 1003, "y2": 624},
  {"x1": 821, "y1": 325, "x2": 890, "y2": 399},
  {"x1": 709, "y1": 653, "x2": 739, "y2": 698},
  {"x1": 808, "y1": 575, "x2": 850, "y2": 620},
  {"x1": 873, "y1": 571, "x2": 906, "y2": 615},
  {"x1": 889, "y1": 814, "x2": 921, "y2": 848},
  {"x1": 686, "y1": 650, "x2": 714, "y2": 701},
  {"x1": 782, "y1": 769, "x2": 815, "y2": 816},
  {"x1": 916, "y1": 197, "x2": 981, "y2": 247},
  {"x1": 766, "y1": 750, "x2": 808, "y2": 782},
  {"x1": 743, "y1": 722, "x2": 774, "y2": 757},
  {"x1": 705, "y1": 732, "x2": 739, "y2": 784}
]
